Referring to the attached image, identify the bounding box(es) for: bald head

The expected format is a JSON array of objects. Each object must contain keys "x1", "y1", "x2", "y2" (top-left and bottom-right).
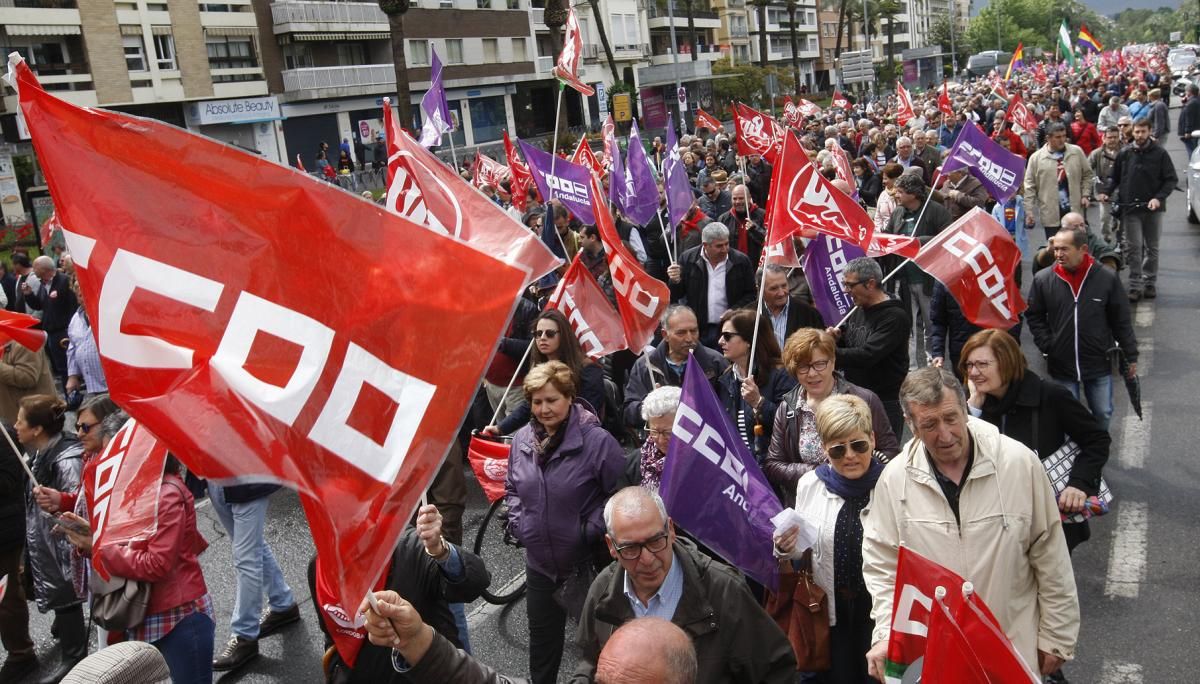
[
  {"x1": 32, "y1": 255, "x2": 55, "y2": 280},
  {"x1": 595, "y1": 617, "x2": 697, "y2": 684},
  {"x1": 831, "y1": 179, "x2": 854, "y2": 196}
]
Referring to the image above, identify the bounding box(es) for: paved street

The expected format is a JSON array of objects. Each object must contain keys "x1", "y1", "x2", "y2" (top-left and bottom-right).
[{"x1": 19, "y1": 124, "x2": 1200, "y2": 684}]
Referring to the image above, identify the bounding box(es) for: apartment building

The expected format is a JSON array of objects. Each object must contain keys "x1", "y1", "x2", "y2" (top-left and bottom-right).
[
  {"x1": 814, "y1": 8, "x2": 851, "y2": 91},
  {"x1": 748, "y1": 0, "x2": 818, "y2": 91},
  {"x1": 712, "y1": 0, "x2": 749, "y2": 66}
]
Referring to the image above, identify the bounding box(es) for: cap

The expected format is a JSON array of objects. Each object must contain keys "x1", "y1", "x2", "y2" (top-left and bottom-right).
[{"x1": 62, "y1": 642, "x2": 172, "y2": 684}]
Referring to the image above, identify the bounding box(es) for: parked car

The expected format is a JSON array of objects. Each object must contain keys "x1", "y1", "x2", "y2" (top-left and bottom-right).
[
  {"x1": 1187, "y1": 132, "x2": 1200, "y2": 224},
  {"x1": 962, "y1": 50, "x2": 1012, "y2": 79},
  {"x1": 1169, "y1": 46, "x2": 1199, "y2": 78}
]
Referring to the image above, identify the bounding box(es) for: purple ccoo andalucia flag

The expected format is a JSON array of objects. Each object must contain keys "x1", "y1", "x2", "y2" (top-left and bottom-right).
[
  {"x1": 661, "y1": 354, "x2": 782, "y2": 591},
  {"x1": 617, "y1": 120, "x2": 662, "y2": 226},
  {"x1": 662, "y1": 115, "x2": 695, "y2": 231},
  {"x1": 940, "y1": 123, "x2": 1026, "y2": 203},
  {"x1": 418, "y1": 48, "x2": 452, "y2": 148}
]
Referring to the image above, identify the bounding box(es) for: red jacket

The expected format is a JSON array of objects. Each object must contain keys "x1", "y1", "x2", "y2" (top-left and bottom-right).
[
  {"x1": 1071, "y1": 120, "x2": 1102, "y2": 156},
  {"x1": 93, "y1": 474, "x2": 208, "y2": 614}
]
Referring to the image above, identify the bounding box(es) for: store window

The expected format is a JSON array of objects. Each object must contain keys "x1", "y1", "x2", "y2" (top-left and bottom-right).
[{"x1": 469, "y1": 95, "x2": 505, "y2": 144}]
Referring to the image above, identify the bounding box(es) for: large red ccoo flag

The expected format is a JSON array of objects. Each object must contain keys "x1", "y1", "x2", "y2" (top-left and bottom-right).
[
  {"x1": 11, "y1": 56, "x2": 529, "y2": 614},
  {"x1": 764, "y1": 132, "x2": 874, "y2": 250},
  {"x1": 547, "y1": 254, "x2": 628, "y2": 359}
]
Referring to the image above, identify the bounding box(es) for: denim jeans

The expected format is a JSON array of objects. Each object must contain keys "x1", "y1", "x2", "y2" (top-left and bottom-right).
[
  {"x1": 1059, "y1": 375, "x2": 1114, "y2": 431},
  {"x1": 154, "y1": 611, "x2": 215, "y2": 684},
  {"x1": 208, "y1": 484, "x2": 296, "y2": 639},
  {"x1": 1122, "y1": 210, "x2": 1162, "y2": 291}
]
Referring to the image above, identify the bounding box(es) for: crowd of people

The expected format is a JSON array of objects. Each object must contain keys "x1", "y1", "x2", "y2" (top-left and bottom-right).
[{"x1": 0, "y1": 45, "x2": 1183, "y2": 684}]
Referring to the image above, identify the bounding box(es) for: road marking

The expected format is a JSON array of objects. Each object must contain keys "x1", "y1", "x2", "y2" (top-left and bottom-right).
[
  {"x1": 1137, "y1": 337, "x2": 1153, "y2": 376},
  {"x1": 1135, "y1": 305, "x2": 1154, "y2": 328},
  {"x1": 1104, "y1": 501, "x2": 1149, "y2": 599},
  {"x1": 467, "y1": 571, "x2": 527, "y2": 630},
  {"x1": 1118, "y1": 400, "x2": 1152, "y2": 470},
  {"x1": 1099, "y1": 660, "x2": 1144, "y2": 684}
]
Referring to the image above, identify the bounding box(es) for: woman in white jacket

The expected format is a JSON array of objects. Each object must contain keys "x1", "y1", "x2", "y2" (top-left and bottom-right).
[{"x1": 773, "y1": 394, "x2": 884, "y2": 683}]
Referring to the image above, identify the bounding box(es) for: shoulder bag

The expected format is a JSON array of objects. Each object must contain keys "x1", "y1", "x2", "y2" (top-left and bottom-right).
[
  {"x1": 89, "y1": 572, "x2": 151, "y2": 632},
  {"x1": 763, "y1": 549, "x2": 831, "y2": 671}
]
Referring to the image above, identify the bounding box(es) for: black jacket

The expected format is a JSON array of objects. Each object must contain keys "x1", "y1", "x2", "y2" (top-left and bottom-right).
[
  {"x1": 1178, "y1": 96, "x2": 1200, "y2": 141},
  {"x1": 698, "y1": 189, "x2": 732, "y2": 219},
  {"x1": 640, "y1": 207, "x2": 675, "y2": 282},
  {"x1": 1026, "y1": 260, "x2": 1137, "y2": 382},
  {"x1": 745, "y1": 160, "x2": 773, "y2": 207},
  {"x1": 716, "y1": 207, "x2": 767, "y2": 267},
  {"x1": 929, "y1": 282, "x2": 1023, "y2": 371},
  {"x1": 668, "y1": 246, "x2": 757, "y2": 328},
  {"x1": 25, "y1": 272, "x2": 77, "y2": 333},
  {"x1": 977, "y1": 371, "x2": 1110, "y2": 496},
  {"x1": 713, "y1": 365, "x2": 797, "y2": 463},
  {"x1": 764, "y1": 296, "x2": 825, "y2": 341},
  {"x1": 1103, "y1": 139, "x2": 1177, "y2": 211},
  {"x1": 221, "y1": 483, "x2": 282, "y2": 504},
  {"x1": 0, "y1": 426, "x2": 24, "y2": 551},
  {"x1": 857, "y1": 172, "x2": 883, "y2": 208},
  {"x1": 835, "y1": 298, "x2": 911, "y2": 401},
  {"x1": 622, "y1": 341, "x2": 727, "y2": 428}
]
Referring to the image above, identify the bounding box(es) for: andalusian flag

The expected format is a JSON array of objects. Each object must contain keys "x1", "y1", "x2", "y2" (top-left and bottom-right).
[
  {"x1": 1058, "y1": 20, "x2": 1076, "y2": 67},
  {"x1": 1005, "y1": 43, "x2": 1024, "y2": 80},
  {"x1": 1077, "y1": 24, "x2": 1103, "y2": 53}
]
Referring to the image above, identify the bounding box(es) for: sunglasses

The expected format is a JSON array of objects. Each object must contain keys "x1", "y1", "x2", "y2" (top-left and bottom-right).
[
  {"x1": 533, "y1": 329, "x2": 559, "y2": 339},
  {"x1": 76, "y1": 422, "x2": 96, "y2": 435},
  {"x1": 827, "y1": 439, "x2": 871, "y2": 460},
  {"x1": 719, "y1": 331, "x2": 742, "y2": 342}
]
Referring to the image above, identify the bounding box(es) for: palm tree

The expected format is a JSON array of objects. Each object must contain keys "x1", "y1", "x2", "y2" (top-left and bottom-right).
[
  {"x1": 379, "y1": 0, "x2": 411, "y2": 128},
  {"x1": 682, "y1": 0, "x2": 699, "y2": 61},
  {"x1": 753, "y1": 0, "x2": 770, "y2": 66},
  {"x1": 786, "y1": 0, "x2": 801, "y2": 96},
  {"x1": 585, "y1": 0, "x2": 621, "y2": 83},
  {"x1": 877, "y1": 0, "x2": 900, "y2": 68},
  {"x1": 543, "y1": 0, "x2": 569, "y2": 144}
]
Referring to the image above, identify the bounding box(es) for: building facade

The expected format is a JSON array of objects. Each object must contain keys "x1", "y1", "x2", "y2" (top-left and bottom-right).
[{"x1": 748, "y1": 0, "x2": 818, "y2": 91}]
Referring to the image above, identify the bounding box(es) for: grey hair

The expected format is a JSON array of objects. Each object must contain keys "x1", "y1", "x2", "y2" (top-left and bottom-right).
[
  {"x1": 844, "y1": 256, "x2": 883, "y2": 287},
  {"x1": 1109, "y1": 95, "x2": 1122, "y2": 105},
  {"x1": 603, "y1": 486, "x2": 668, "y2": 535},
  {"x1": 641, "y1": 386, "x2": 682, "y2": 422},
  {"x1": 756, "y1": 262, "x2": 789, "y2": 282},
  {"x1": 79, "y1": 394, "x2": 120, "y2": 425},
  {"x1": 701, "y1": 221, "x2": 729, "y2": 244},
  {"x1": 898, "y1": 367, "x2": 967, "y2": 422},
  {"x1": 98, "y1": 409, "x2": 131, "y2": 444},
  {"x1": 896, "y1": 135, "x2": 913, "y2": 146},
  {"x1": 32, "y1": 255, "x2": 55, "y2": 270},
  {"x1": 894, "y1": 172, "x2": 927, "y2": 199},
  {"x1": 1045, "y1": 122, "x2": 1068, "y2": 137},
  {"x1": 660, "y1": 304, "x2": 696, "y2": 330}
]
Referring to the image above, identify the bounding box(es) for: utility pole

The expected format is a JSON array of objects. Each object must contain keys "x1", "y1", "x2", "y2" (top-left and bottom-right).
[
  {"x1": 995, "y1": 0, "x2": 1001, "y2": 51},
  {"x1": 949, "y1": 0, "x2": 958, "y2": 75},
  {"x1": 667, "y1": 0, "x2": 684, "y2": 128}
]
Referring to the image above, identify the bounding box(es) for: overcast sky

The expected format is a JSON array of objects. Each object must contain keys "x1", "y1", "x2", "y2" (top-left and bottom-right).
[{"x1": 971, "y1": 0, "x2": 1181, "y2": 18}]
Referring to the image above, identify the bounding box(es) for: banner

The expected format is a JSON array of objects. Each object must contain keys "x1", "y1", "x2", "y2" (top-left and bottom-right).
[
  {"x1": 589, "y1": 176, "x2": 668, "y2": 351},
  {"x1": 940, "y1": 126, "x2": 1025, "y2": 204},
  {"x1": 662, "y1": 115, "x2": 694, "y2": 230},
  {"x1": 832, "y1": 91, "x2": 850, "y2": 110},
  {"x1": 694, "y1": 108, "x2": 723, "y2": 133},
  {"x1": 865, "y1": 232, "x2": 921, "y2": 260},
  {"x1": 661, "y1": 355, "x2": 782, "y2": 591},
  {"x1": 912, "y1": 207, "x2": 1026, "y2": 329},
  {"x1": 520, "y1": 139, "x2": 597, "y2": 226},
  {"x1": 471, "y1": 152, "x2": 510, "y2": 189},
  {"x1": 418, "y1": 47, "x2": 452, "y2": 148},
  {"x1": 89, "y1": 419, "x2": 169, "y2": 580},
  {"x1": 502, "y1": 130, "x2": 533, "y2": 213},
  {"x1": 764, "y1": 132, "x2": 874, "y2": 249},
  {"x1": 384, "y1": 121, "x2": 560, "y2": 285},
  {"x1": 547, "y1": 254, "x2": 628, "y2": 359},
  {"x1": 732, "y1": 102, "x2": 785, "y2": 163},
  {"x1": 781, "y1": 97, "x2": 800, "y2": 127},
  {"x1": 938, "y1": 82, "x2": 955, "y2": 118},
  {"x1": 0, "y1": 309, "x2": 47, "y2": 351},
  {"x1": 11, "y1": 56, "x2": 531, "y2": 614},
  {"x1": 803, "y1": 235, "x2": 863, "y2": 326},
  {"x1": 600, "y1": 114, "x2": 615, "y2": 170},
  {"x1": 798, "y1": 98, "x2": 823, "y2": 117},
  {"x1": 896, "y1": 82, "x2": 916, "y2": 125},
  {"x1": 1007, "y1": 94, "x2": 1038, "y2": 134},
  {"x1": 571, "y1": 136, "x2": 604, "y2": 178},
  {"x1": 553, "y1": 8, "x2": 595, "y2": 96},
  {"x1": 621, "y1": 120, "x2": 662, "y2": 226}
]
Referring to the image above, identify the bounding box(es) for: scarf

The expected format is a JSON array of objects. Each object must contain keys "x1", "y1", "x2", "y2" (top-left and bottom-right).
[
  {"x1": 679, "y1": 211, "x2": 706, "y2": 240},
  {"x1": 814, "y1": 458, "x2": 884, "y2": 501},
  {"x1": 639, "y1": 437, "x2": 666, "y2": 494},
  {"x1": 531, "y1": 407, "x2": 572, "y2": 466},
  {"x1": 1053, "y1": 252, "x2": 1095, "y2": 298}
]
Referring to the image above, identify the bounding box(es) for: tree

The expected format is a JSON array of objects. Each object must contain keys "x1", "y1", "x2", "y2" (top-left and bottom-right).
[
  {"x1": 712, "y1": 57, "x2": 795, "y2": 110},
  {"x1": 930, "y1": 15, "x2": 970, "y2": 73},
  {"x1": 753, "y1": 0, "x2": 770, "y2": 66},
  {"x1": 682, "y1": 0, "x2": 699, "y2": 61},
  {"x1": 585, "y1": 0, "x2": 621, "y2": 83},
  {"x1": 787, "y1": 0, "x2": 801, "y2": 96},
  {"x1": 379, "y1": 0, "x2": 411, "y2": 128},
  {"x1": 877, "y1": 0, "x2": 900, "y2": 68}
]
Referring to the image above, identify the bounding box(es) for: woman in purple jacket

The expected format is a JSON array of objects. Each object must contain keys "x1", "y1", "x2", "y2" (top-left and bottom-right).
[{"x1": 503, "y1": 361, "x2": 626, "y2": 684}]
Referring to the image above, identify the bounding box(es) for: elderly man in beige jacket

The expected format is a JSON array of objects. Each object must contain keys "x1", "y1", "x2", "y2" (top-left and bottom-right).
[
  {"x1": 1024, "y1": 121, "x2": 1094, "y2": 243},
  {"x1": 861, "y1": 368, "x2": 1079, "y2": 682}
]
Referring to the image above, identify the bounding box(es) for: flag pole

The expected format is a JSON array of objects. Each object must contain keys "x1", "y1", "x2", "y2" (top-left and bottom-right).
[
  {"x1": 488, "y1": 340, "x2": 535, "y2": 428},
  {"x1": 546, "y1": 82, "x2": 572, "y2": 258},
  {"x1": 657, "y1": 211, "x2": 676, "y2": 264},
  {"x1": 1, "y1": 426, "x2": 38, "y2": 488},
  {"x1": 445, "y1": 129, "x2": 458, "y2": 169},
  {"x1": 746, "y1": 262, "x2": 770, "y2": 379}
]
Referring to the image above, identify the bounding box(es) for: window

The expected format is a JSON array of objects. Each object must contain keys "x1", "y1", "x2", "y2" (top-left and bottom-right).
[
  {"x1": 610, "y1": 13, "x2": 638, "y2": 47},
  {"x1": 482, "y1": 38, "x2": 498, "y2": 63},
  {"x1": 439, "y1": 0, "x2": 453, "y2": 7},
  {"x1": 807, "y1": 35, "x2": 817, "y2": 51},
  {"x1": 152, "y1": 34, "x2": 175, "y2": 70},
  {"x1": 476, "y1": 0, "x2": 490, "y2": 7},
  {"x1": 410, "y1": 39, "x2": 429, "y2": 66},
  {"x1": 823, "y1": 48, "x2": 832, "y2": 63},
  {"x1": 506, "y1": 0, "x2": 519, "y2": 8},
  {"x1": 207, "y1": 37, "x2": 258, "y2": 81},
  {"x1": 146, "y1": 2, "x2": 168, "y2": 9},
  {"x1": 282, "y1": 43, "x2": 313, "y2": 69},
  {"x1": 123, "y1": 35, "x2": 147, "y2": 72},
  {"x1": 468, "y1": 95, "x2": 506, "y2": 144},
  {"x1": 512, "y1": 37, "x2": 527, "y2": 62},
  {"x1": 337, "y1": 43, "x2": 366, "y2": 65},
  {"x1": 445, "y1": 38, "x2": 463, "y2": 64}
]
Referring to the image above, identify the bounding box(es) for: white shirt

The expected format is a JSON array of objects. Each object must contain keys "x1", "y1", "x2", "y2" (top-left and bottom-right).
[{"x1": 704, "y1": 256, "x2": 729, "y2": 325}]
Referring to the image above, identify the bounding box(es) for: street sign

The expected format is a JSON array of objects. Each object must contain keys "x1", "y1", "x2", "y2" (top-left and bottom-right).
[
  {"x1": 613, "y1": 93, "x2": 632, "y2": 122},
  {"x1": 677, "y1": 86, "x2": 688, "y2": 105},
  {"x1": 597, "y1": 82, "x2": 608, "y2": 115},
  {"x1": 840, "y1": 49, "x2": 875, "y2": 85}
]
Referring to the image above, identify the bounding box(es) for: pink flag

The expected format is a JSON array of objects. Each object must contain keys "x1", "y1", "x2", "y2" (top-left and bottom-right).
[{"x1": 553, "y1": 8, "x2": 595, "y2": 96}]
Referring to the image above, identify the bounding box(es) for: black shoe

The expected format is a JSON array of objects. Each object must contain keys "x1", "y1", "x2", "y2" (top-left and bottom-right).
[
  {"x1": 1144, "y1": 285, "x2": 1157, "y2": 299},
  {"x1": 1128, "y1": 289, "x2": 1142, "y2": 303},
  {"x1": 258, "y1": 603, "x2": 301, "y2": 638},
  {"x1": 212, "y1": 635, "x2": 258, "y2": 672},
  {"x1": 1045, "y1": 668, "x2": 1070, "y2": 684},
  {"x1": 35, "y1": 659, "x2": 82, "y2": 684},
  {"x1": 0, "y1": 656, "x2": 38, "y2": 683}
]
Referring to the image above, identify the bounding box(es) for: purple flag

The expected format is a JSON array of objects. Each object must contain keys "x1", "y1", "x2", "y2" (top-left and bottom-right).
[
  {"x1": 519, "y1": 139, "x2": 597, "y2": 226},
  {"x1": 418, "y1": 48, "x2": 452, "y2": 148},
  {"x1": 802, "y1": 235, "x2": 865, "y2": 326},
  {"x1": 621, "y1": 120, "x2": 662, "y2": 226},
  {"x1": 661, "y1": 355, "x2": 782, "y2": 592},
  {"x1": 607, "y1": 124, "x2": 625, "y2": 210},
  {"x1": 940, "y1": 124, "x2": 1025, "y2": 202},
  {"x1": 662, "y1": 116, "x2": 695, "y2": 231}
]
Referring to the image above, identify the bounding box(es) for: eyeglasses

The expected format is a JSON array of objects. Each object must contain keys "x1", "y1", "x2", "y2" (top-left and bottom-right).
[
  {"x1": 75, "y1": 422, "x2": 96, "y2": 435},
  {"x1": 795, "y1": 359, "x2": 831, "y2": 375},
  {"x1": 533, "y1": 329, "x2": 559, "y2": 339},
  {"x1": 842, "y1": 280, "x2": 865, "y2": 289},
  {"x1": 826, "y1": 439, "x2": 872, "y2": 459},
  {"x1": 719, "y1": 331, "x2": 743, "y2": 342},
  {"x1": 963, "y1": 360, "x2": 993, "y2": 372},
  {"x1": 643, "y1": 428, "x2": 672, "y2": 440},
  {"x1": 613, "y1": 530, "x2": 670, "y2": 560}
]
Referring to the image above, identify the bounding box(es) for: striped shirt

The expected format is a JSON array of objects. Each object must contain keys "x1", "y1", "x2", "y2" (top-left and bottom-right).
[{"x1": 66, "y1": 308, "x2": 106, "y2": 392}]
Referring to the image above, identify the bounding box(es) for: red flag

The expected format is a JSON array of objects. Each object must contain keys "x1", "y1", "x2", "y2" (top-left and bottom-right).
[
  {"x1": 938, "y1": 81, "x2": 955, "y2": 118},
  {"x1": 922, "y1": 588, "x2": 991, "y2": 684},
  {"x1": 503, "y1": 130, "x2": 533, "y2": 213},
  {"x1": 1007, "y1": 94, "x2": 1038, "y2": 134},
  {"x1": 88, "y1": 419, "x2": 170, "y2": 581},
  {"x1": 798, "y1": 98, "x2": 823, "y2": 117},
  {"x1": 912, "y1": 207, "x2": 1026, "y2": 329},
  {"x1": 694, "y1": 108, "x2": 723, "y2": 133},
  {"x1": 600, "y1": 114, "x2": 616, "y2": 170},
  {"x1": 1033, "y1": 63, "x2": 1048, "y2": 84},
  {"x1": 829, "y1": 145, "x2": 854, "y2": 189},
  {"x1": 831, "y1": 91, "x2": 850, "y2": 110},
  {"x1": 0, "y1": 574, "x2": 6, "y2": 604},
  {"x1": 990, "y1": 77, "x2": 1009, "y2": 102},
  {"x1": 314, "y1": 555, "x2": 387, "y2": 668},
  {"x1": 866, "y1": 232, "x2": 921, "y2": 259},
  {"x1": 40, "y1": 212, "x2": 61, "y2": 249},
  {"x1": 953, "y1": 590, "x2": 1041, "y2": 683},
  {"x1": 589, "y1": 176, "x2": 669, "y2": 352},
  {"x1": 13, "y1": 56, "x2": 531, "y2": 614},
  {"x1": 384, "y1": 122, "x2": 560, "y2": 285},
  {"x1": 895, "y1": 82, "x2": 916, "y2": 125},
  {"x1": 762, "y1": 236, "x2": 803, "y2": 268},
  {"x1": 764, "y1": 132, "x2": 874, "y2": 249},
  {"x1": 472, "y1": 151, "x2": 510, "y2": 188},
  {"x1": 571, "y1": 137, "x2": 604, "y2": 178},
  {"x1": 781, "y1": 97, "x2": 800, "y2": 127},
  {"x1": 733, "y1": 102, "x2": 785, "y2": 163},
  {"x1": 547, "y1": 254, "x2": 628, "y2": 359},
  {"x1": 466, "y1": 435, "x2": 509, "y2": 503},
  {"x1": 553, "y1": 8, "x2": 595, "y2": 96},
  {"x1": 0, "y1": 309, "x2": 48, "y2": 352}
]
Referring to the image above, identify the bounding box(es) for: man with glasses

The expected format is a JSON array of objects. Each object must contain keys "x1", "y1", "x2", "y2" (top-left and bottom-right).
[
  {"x1": 573, "y1": 486, "x2": 795, "y2": 683},
  {"x1": 827, "y1": 257, "x2": 911, "y2": 437},
  {"x1": 622, "y1": 306, "x2": 728, "y2": 429}
]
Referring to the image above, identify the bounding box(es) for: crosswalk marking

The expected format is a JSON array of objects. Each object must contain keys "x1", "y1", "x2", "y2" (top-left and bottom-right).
[
  {"x1": 1134, "y1": 305, "x2": 1154, "y2": 329},
  {"x1": 1118, "y1": 401, "x2": 1151, "y2": 470},
  {"x1": 1104, "y1": 501, "x2": 1149, "y2": 599}
]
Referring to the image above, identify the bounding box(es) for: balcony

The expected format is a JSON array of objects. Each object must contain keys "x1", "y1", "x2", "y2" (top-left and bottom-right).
[
  {"x1": 646, "y1": 0, "x2": 720, "y2": 29},
  {"x1": 730, "y1": 26, "x2": 748, "y2": 38},
  {"x1": 649, "y1": 44, "x2": 723, "y2": 66},
  {"x1": 0, "y1": 0, "x2": 81, "y2": 33},
  {"x1": 270, "y1": 1, "x2": 388, "y2": 35},
  {"x1": 536, "y1": 55, "x2": 553, "y2": 72},
  {"x1": 281, "y1": 64, "x2": 394, "y2": 94}
]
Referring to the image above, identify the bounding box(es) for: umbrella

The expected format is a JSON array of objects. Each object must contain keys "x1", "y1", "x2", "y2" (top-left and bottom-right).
[{"x1": 1109, "y1": 345, "x2": 1143, "y2": 420}]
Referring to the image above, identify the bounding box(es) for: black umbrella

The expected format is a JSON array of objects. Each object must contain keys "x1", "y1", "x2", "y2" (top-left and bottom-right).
[{"x1": 1110, "y1": 345, "x2": 1143, "y2": 420}]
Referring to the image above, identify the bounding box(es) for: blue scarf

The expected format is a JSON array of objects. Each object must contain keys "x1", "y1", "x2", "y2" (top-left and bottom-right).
[{"x1": 814, "y1": 458, "x2": 884, "y2": 501}]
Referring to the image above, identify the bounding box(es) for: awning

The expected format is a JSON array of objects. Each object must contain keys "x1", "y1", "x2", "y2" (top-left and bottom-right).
[
  {"x1": 204, "y1": 26, "x2": 258, "y2": 36},
  {"x1": 292, "y1": 31, "x2": 389, "y2": 41},
  {"x1": 6, "y1": 24, "x2": 82, "y2": 36},
  {"x1": 150, "y1": 25, "x2": 173, "y2": 36},
  {"x1": 119, "y1": 25, "x2": 142, "y2": 36}
]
